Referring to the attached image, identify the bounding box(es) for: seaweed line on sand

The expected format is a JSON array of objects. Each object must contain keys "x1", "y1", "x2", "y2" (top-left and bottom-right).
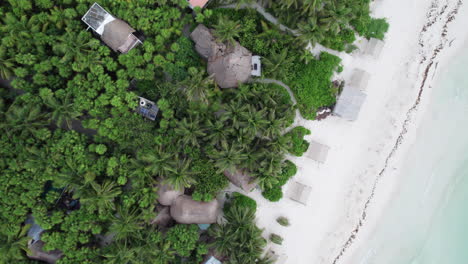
[{"x1": 331, "y1": 1, "x2": 463, "y2": 264}]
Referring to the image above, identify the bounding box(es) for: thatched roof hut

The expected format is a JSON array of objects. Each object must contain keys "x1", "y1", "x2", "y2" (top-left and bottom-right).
[
  {"x1": 157, "y1": 184, "x2": 184, "y2": 206},
  {"x1": 82, "y1": 3, "x2": 141, "y2": 53},
  {"x1": 170, "y1": 195, "x2": 220, "y2": 224},
  {"x1": 207, "y1": 43, "x2": 252, "y2": 88},
  {"x1": 27, "y1": 240, "x2": 63, "y2": 264},
  {"x1": 223, "y1": 169, "x2": 257, "y2": 192},
  {"x1": 190, "y1": 24, "x2": 223, "y2": 60},
  {"x1": 150, "y1": 206, "x2": 173, "y2": 227},
  {"x1": 333, "y1": 86, "x2": 366, "y2": 121}
]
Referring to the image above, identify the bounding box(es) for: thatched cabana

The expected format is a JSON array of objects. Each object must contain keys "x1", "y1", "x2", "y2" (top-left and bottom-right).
[
  {"x1": 190, "y1": 24, "x2": 222, "y2": 60},
  {"x1": 286, "y1": 181, "x2": 312, "y2": 205},
  {"x1": 207, "y1": 43, "x2": 252, "y2": 88},
  {"x1": 306, "y1": 140, "x2": 330, "y2": 163},
  {"x1": 27, "y1": 240, "x2": 63, "y2": 264},
  {"x1": 157, "y1": 184, "x2": 184, "y2": 206},
  {"x1": 82, "y1": 3, "x2": 142, "y2": 53},
  {"x1": 151, "y1": 206, "x2": 173, "y2": 227},
  {"x1": 333, "y1": 86, "x2": 366, "y2": 121},
  {"x1": 170, "y1": 195, "x2": 220, "y2": 224},
  {"x1": 223, "y1": 169, "x2": 257, "y2": 192}
]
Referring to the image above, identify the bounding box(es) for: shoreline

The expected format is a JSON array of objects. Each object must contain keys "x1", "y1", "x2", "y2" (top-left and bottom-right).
[{"x1": 251, "y1": 0, "x2": 468, "y2": 263}]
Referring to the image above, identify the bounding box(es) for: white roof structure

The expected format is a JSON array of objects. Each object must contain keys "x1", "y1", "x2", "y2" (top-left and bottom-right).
[
  {"x1": 365, "y1": 38, "x2": 385, "y2": 58},
  {"x1": 251, "y1": 55, "x2": 262, "y2": 77},
  {"x1": 188, "y1": 0, "x2": 210, "y2": 8},
  {"x1": 204, "y1": 256, "x2": 222, "y2": 264},
  {"x1": 81, "y1": 3, "x2": 115, "y2": 35},
  {"x1": 333, "y1": 86, "x2": 366, "y2": 121},
  {"x1": 306, "y1": 140, "x2": 330, "y2": 163},
  {"x1": 287, "y1": 181, "x2": 312, "y2": 205},
  {"x1": 349, "y1": 68, "x2": 370, "y2": 91}
]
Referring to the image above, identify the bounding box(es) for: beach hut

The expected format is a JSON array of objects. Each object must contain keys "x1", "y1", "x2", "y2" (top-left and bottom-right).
[
  {"x1": 170, "y1": 195, "x2": 220, "y2": 224},
  {"x1": 187, "y1": 0, "x2": 211, "y2": 8},
  {"x1": 151, "y1": 206, "x2": 173, "y2": 227},
  {"x1": 190, "y1": 24, "x2": 222, "y2": 60},
  {"x1": 204, "y1": 256, "x2": 222, "y2": 264},
  {"x1": 82, "y1": 3, "x2": 142, "y2": 53},
  {"x1": 223, "y1": 169, "x2": 257, "y2": 192},
  {"x1": 207, "y1": 42, "x2": 253, "y2": 88},
  {"x1": 365, "y1": 38, "x2": 385, "y2": 58},
  {"x1": 251, "y1": 55, "x2": 262, "y2": 77},
  {"x1": 333, "y1": 86, "x2": 366, "y2": 121},
  {"x1": 137, "y1": 97, "x2": 159, "y2": 121},
  {"x1": 190, "y1": 24, "x2": 254, "y2": 88},
  {"x1": 287, "y1": 181, "x2": 312, "y2": 205},
  {"x1": 349, "y1": 68, "x2": 371, "y2": 91},
  {"x1": 157, "y1": 184, "x2": 184, "y2": 206},
  {"x1": 306, "y1": 140, "x2": 330, "y2": 163}
]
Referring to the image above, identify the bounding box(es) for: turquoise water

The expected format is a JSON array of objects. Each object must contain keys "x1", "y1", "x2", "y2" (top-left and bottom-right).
[{"x1": 357, "y1": 47, "x2": 468, "y2": 264}]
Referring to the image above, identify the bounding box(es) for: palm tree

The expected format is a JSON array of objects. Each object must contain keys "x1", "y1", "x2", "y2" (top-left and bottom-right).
[
  {"x1": 0, "y1": 225, "x2": 30, "y2": 263},
  {"x1": 53, "y1": 30, "x2": 96, "y2": 63},
  {"x1": 108, "y1": 206, "x2": 143, "y2": 243},
  {"x1": 44, "y1": 95, "x2": 81, "y2": 130},
  {"x1": 136, "y1": 146, "x2": 174, "y2": 178},
  {"x1": 102, "y1": 241, "x2": 137, "y2": 264},
  {"x1": 209, "y1": 141, "x2": 247, "y2": 173},
  {"x1": 78, "y1": 181, "x2": 122, "y2": 214},
  {"x1": 204, "y1": 119, "x2": 233, "y2": 147},
  {"x1": 213, "y1": 16, "x2": 242, "y2": 45},
  {"x1": 262, "y1": 48, "x2": 295, "y2": 79},
  {"x1": 164, "y1": 158, "x2": 195, "y2": 191},
  {"x1": 0, "y1": 103, "x2": 49, "y2": 138},
  {"x1": 221, "y1": 99, "x2": 248, "y2": 130},
  {"x1": 297, "y1": 17, "x2": 326, "y2": 47},
  {"x1": 0, "y1": 48, "x2": 14, "y2": 80},
  {"x1": 241, "y1": 105, "x2": 269, "y2": 137},
  {"x1": 174, "y1": 116, "x2": 206, "y2": 147},
  {"x1": 181, "y1": 69, "x2": 214, "y2": 104}
]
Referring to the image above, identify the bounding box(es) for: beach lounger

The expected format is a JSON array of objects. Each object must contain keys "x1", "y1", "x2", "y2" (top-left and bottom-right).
[
  {"x1": 349, "y1": 68, "x2": 371, "y2": 91},
  {"x1": 287, "y1": 181, "x2": 312, "y2": 205}
]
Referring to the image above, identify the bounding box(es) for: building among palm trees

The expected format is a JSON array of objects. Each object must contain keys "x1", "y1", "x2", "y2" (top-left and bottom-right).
[
  {"x1": 170, "y1": 195, "x2": 220, "y2": 224},
  {"x1": 25, "y1": 216, "x2": 63, "y2": 264},
  {"x1": 187, "y1": 0, "x2": 211, "y2": 8},
  {"x1": 204, "y1": 256, "x2": 222, "y2": 264},
  {"x1": 82, "y1": 3, "x2": 143, "y2": 53},
  {"x1": 223, "y1": 169, "x2": 257, "y2": 192},
  {"x1": 137, "y1": 97, "x2": 159, "y2": 121},
  {"x1": 190, "y1": 24, "x2": 261, "y2": 88}
]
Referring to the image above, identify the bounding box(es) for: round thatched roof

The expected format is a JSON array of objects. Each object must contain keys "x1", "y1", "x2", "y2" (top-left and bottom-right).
[
  {"x1": 157, "y1": 184, "x2": 184, "y2": 206},
  {"x1": 207, "y1": 43, "x2": 252, "y2": 88},
  {"x1": 101, "y1": 19, "x2": 135, "y2": 52},
  {"x1": 170, "y1": 195, "x2": 220, "y2": 224}
]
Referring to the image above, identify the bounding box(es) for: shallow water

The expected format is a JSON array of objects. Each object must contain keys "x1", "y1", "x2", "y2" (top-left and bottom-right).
[{"x1": 357, "y1": 47, "x2": 468, "y2": 264}]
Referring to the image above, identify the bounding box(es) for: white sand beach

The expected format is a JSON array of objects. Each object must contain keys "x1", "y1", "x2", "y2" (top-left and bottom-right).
[{"x1": 241, "y1": 0, "x2": 468, "y2": 263}]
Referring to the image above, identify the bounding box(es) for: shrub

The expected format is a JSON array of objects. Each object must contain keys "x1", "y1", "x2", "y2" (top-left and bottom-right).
[
  {"x1": 277, "y1": 160, "x2": 297, "y2": 186},
  {"x1": 282, "y1": 126, "x2": 311, "y2": 156},
  {"x1": 290, "y1": 52, "x2": 341, "y2": 119},
  {"x1": 165, "y1": 224, "x2": 200, "y2": 257},
  {"x1": 262, "y1": 186, "x2": 283, "y2": 202},
  {"x1": 276, "y1": 216, "x2": 290, "y2": 227},
  {"x1": 269, "y1": 233, "x2": 283, "y2": 245},
  {"x1": 191, "y1": 160, "x2": 229, "y2": 202},
  {"x1": 226, "y1": 192, "x2": 257, "y2": 212}
]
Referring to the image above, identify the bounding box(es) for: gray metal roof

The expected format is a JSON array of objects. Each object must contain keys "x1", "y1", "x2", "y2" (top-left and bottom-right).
[
  {"x1": 82, "y1": 3, "x2": 112, "y2": 32},
  {"x1": 137, "y1": 97, "x2": 159, "y2": 121},
  {"x1": 25, "y1": 216, "x2": 44, "y2": 242},
  {"x1": 205, "y1": 256, "x2": 222, "y2": 264},
  {"x1": 333, "y1": 86, "x2": 366, "y2": 121}
]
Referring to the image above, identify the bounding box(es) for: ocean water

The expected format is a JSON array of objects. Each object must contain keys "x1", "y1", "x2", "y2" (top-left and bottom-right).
[{"x1": 357, "y1": 47, "x2": 468, "y2": 264}]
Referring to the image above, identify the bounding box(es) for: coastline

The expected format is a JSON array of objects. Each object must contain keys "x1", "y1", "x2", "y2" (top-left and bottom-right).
[{"x1": 250, "y1": 0, "x2": 468, "y2": 263}]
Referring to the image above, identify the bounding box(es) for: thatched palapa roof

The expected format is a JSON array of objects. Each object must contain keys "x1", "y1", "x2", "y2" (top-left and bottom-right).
[
  {"x1": 208, "y1": 42, "x2": 252, "y2": 88},
  {"x1": 190, "y1": 24, "x2": 253, "y2": 88},
  {"x1": 223, "y1": 169, "x2": 256, "y2": 192},
  {"x1": 157, "y1": 184, "x2": 184, "y2": 206},
  {"x1": 170, "y1": 195, "x2": 220, "y2": 224},
  {"x1": 151, "y1": 206, "x2": 173, "y2": 227},
  {"x1": 101, "y1": 19, "x2": 139, "y2": 53}
]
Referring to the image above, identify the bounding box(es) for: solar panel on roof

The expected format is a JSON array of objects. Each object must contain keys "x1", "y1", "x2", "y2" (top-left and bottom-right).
[{"x1": 82, "y1": 3, "x2": 111, "y2": 31}]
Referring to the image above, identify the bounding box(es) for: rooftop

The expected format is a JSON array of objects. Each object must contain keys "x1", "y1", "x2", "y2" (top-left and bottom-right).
[{"x1": 137, "y1": 97, "x2": 159, "y2": 121}]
